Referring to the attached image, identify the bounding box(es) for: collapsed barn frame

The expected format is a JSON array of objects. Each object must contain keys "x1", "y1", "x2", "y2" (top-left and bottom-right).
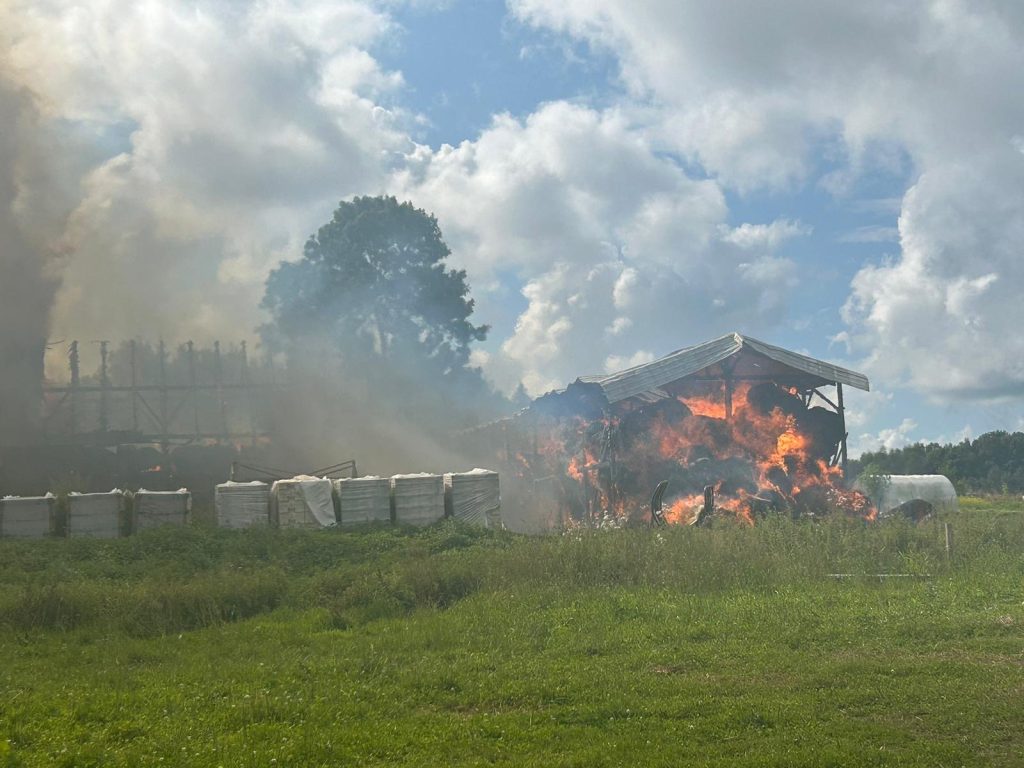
[
  {"x1": 466, "y1": 332, "x2": 870, "y2": 525},
  {"x1": 39, "y1": 339, "x2": 268, "y2": 449}
]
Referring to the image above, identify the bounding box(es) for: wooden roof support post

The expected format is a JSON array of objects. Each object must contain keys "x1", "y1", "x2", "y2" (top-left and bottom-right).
[
  {"x1": 837, "y1": 382, "x2": 848, "y2": 472},
  {"x1": 722, "y1": 358, "x2": 737, "y2": 420}
]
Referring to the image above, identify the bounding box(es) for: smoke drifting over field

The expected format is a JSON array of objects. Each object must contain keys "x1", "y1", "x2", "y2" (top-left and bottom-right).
[{"x1": 0, "y1": 79, "x2": 62, "y2": 445}]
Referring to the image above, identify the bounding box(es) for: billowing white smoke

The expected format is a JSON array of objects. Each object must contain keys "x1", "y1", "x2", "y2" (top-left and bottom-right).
[
  {"x1": 0, "y1": 77, "x2": 70, "y2": 444},
  {"x1": 2, "y1": 0, "x2": 406, "y2": 375}
]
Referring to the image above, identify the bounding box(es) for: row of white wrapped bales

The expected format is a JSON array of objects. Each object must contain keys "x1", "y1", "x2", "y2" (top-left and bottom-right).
[
  {"x1": 1, "y1": 471, "x2": 500, "y2": 537},
  {"x1": 0, "y1": 489, "x2": 191, "y2": 539},
  {"x1": 213, "y1": 470, "x2": 500, "y2": 529}
]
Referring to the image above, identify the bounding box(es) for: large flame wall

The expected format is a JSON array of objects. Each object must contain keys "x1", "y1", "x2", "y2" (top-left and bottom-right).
[{"x1": 507, "y1": 380, "x2": 870, "y2": 527}]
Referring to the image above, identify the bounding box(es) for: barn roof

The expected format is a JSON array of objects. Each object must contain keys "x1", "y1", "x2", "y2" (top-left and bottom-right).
[{"x1": 577, "y1": 332, "x2": 869, "y2": 404}]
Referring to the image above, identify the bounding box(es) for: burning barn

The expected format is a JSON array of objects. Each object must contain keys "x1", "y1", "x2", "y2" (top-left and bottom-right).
[{"x1": 467, "y1": 332, "x2": 871, "y2": 528}]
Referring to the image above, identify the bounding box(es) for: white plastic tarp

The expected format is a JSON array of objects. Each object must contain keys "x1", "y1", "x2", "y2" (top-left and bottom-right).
[
  {"x1": 335, "y1": 476, "x2": 391, "y2": 525},
  {"x1": 215, "y1": 481, "x2": 270, "y2": 529},
  {"x1": 272, "y1": 476, "x2": 336, "y2": 529},
  {"x1": 445, "y1": 469, "x2": 500, "y2": 527},
  {"x1": 67, "y1": 491, "x2": 125, "y2": 538},
  {"x1": 391, "y1": 473, "x2": 444, "y2": 527}
]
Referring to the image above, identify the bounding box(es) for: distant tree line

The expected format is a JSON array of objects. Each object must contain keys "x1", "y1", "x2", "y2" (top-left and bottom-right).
[{"x1": 850, "y1": 431, "x2": 1024, "y2": 495}]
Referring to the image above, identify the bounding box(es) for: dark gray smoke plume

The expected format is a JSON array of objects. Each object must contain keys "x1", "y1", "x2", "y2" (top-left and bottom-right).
[{"x1": 0, "y1": 80, "x2": 60, "y2": 446}]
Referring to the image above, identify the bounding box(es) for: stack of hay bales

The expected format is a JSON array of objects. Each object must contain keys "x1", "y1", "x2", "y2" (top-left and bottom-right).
[
  {"x1": 391, "y1": 473, "x2": 445, "y2": 527},
  {"x1": 445, "y1": 469, "x2": 500, "y2": 528},
  {"x1": 134, "y1": 489, "x2": 191, "y2": 531},
  {"x1": 335, "y1": 476, "x2": 391, "y2": 526},
  {"x1": 67, "y1": 491, "x2": 126, "y2": 538},
  {"x1": 0, "y1": 494, "x2": 54, "y2": 538},
  {"x1": 271, "y1": 476, "x2": 336, "y2": 529},
  {"x1": 215, "y1": 481, "x2": 270, "y2": 529}
]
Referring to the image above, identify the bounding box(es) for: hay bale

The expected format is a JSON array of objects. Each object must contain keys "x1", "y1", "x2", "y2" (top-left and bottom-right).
[
  {"x1": 335, "y1": 476, "x2": 391, "y2": 526},
  {"x1": 67, "y1": 491, "x2": 126, "y2": 538},
  {"x1": 271, "y1": 476, "x2": 336, "y2": 529},
  {"x1": 134, "y1": 489, "x2": 191, "y2": 531},
  {"x1": 391, "y1": 473, "x2": 444, "y2": 527},
  {"x1": 445, "y1": 469, "x2": 500, "y2": 528},
  {"x1": 0, "y1": 495, "x2": 54, "y2": 538},
  {"x1": 215, "y1": 481, "x2": 270, "y2": 529},
  {"x1": 853, "y1": 474, "x2": 959, "y2": 518}
]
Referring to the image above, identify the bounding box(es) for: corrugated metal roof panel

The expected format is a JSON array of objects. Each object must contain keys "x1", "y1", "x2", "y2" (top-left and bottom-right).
[
  {"x1": 579, "y1": 332, "x2": 869, "y2": 404},
  {"x1": 741, "y1": 335, "x2": 870, "y2": 392}
]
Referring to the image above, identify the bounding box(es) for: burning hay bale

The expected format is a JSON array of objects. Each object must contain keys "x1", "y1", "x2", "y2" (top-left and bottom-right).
[
  {"x1": 508, "y1": 382, "x2": 866, "y2": 526},
  {"x1": 468, "y1": 334, "x2": 872, "y2": 528}
]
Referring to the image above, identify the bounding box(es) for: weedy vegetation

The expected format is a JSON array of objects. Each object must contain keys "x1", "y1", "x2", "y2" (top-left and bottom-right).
[{"x1": 1, "y1": 499, "x2": 1022, "y2": 766}]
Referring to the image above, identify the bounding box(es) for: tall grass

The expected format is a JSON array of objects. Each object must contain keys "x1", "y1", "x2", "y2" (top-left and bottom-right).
[
  {"x1": 2, "y1": 501, "x2": 1018, "y2": 636},
  {"x1": 0, "y1": 569, "x2": 287, "y2": 635}
]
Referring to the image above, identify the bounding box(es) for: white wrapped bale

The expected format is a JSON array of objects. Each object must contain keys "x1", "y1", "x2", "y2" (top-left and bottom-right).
[
  {"x1": 854, "y1": 474, "x2": 959, "y2": 518},
  {"x1": 67, "y1": 491, "x2": 126, "y2": 538},
  {"x1": 391, "y1": 473, "x2": 444, "y2": 527},
  {"x1": 445, "y1": 469, "x2": 500, "y2": 528},
  {"x1": 215, "y1": 481, "x2": 270, "y2": 529},
  {"x1": 335, "y1": 476, "x2": 391, "y2": 526},
  {"x1": 272, "y1": 476, "x2": 336, "y2": 529},
  {"x1": 0, "y1": 495, "x2": 54, "y2": 538},
  {"x1": 134, "y1": 489, "x2": 191, "y2": 531}
]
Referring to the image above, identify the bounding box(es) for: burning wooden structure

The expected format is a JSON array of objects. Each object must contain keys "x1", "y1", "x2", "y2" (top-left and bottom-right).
[{"x1": 465, "y1": 333, "x2": 871, "y2": 527}]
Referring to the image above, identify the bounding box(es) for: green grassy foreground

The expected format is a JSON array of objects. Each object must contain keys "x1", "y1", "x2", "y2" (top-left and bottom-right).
[{"x1": 1, "y1": 501, "x2": 1022, "y2": 767}]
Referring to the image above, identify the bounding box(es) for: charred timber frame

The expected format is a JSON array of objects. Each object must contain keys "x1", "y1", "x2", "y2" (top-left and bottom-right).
[{"x1": 41, "y1": 339, "x2": 270, "y2": 450}]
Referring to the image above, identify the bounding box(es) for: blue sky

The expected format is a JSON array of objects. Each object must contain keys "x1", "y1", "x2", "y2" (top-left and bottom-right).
[
  {"x1": 385, "y1": 0, "x2": 618, "y2": 148},
  {"x1": 4, "y1": 0, "x2": 1023, "y2": 454}
]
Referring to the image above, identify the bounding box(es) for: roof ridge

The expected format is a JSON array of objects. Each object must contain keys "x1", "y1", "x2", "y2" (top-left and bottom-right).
[{"x1": 579, "y1": 331, "x2": 869, "y2": 403}]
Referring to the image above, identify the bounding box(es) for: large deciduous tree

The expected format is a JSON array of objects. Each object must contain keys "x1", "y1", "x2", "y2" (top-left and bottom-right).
[{"x1": 261, "y1": 196, "x2": 497, "y2": 417}]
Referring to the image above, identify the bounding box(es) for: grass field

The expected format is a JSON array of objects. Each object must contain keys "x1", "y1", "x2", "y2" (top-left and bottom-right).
[{"x1": 1, "y1": 500, "x2": 1022, "y2": 766}]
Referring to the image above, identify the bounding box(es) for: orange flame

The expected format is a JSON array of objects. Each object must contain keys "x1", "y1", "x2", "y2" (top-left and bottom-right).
[{"x1": 520, "y1": 380, "x2": 869, "y2": 527}]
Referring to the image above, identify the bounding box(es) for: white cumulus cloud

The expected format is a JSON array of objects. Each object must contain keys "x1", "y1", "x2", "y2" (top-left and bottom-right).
[{"x1": 394, "y1": 101, "x2": 803, "y2": 393}]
